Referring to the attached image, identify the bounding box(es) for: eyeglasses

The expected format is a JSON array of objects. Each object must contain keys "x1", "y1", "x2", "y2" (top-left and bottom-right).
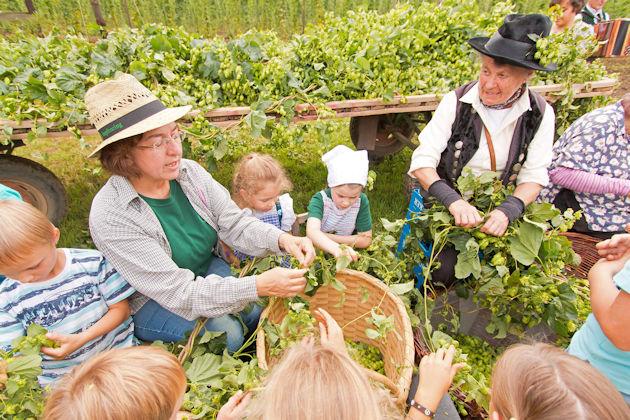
[{"x1": 137, "y1": 129, "x2": 183, "y2": 152}]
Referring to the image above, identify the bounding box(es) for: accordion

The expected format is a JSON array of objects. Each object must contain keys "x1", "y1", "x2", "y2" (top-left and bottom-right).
[{"x1": 593, "y1": 19, "x2": 630, "y2": 57}]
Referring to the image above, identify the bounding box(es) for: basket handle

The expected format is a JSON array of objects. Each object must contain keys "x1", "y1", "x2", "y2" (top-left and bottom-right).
[{"x1": 360, "y1": 366, "x2": 405, "y2": 404}]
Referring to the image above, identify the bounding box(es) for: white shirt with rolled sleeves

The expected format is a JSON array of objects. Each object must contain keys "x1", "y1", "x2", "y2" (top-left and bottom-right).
[
  {"x1": 408, "y1": 85, "x2": 555, "y2": 187},
  {"x1": 89, "y1": 159, "x2": 284, "y2": 321}
]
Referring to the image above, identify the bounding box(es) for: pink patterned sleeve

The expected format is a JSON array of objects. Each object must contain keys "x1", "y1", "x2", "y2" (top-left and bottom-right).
[{"x1": 549, "y1": 167, "x2": 630, "y2": 195}]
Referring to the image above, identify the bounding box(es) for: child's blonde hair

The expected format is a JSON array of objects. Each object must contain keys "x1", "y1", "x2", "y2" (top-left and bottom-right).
[
  {"x1": 43, "y1": 346, "x2": 187, "y2": 420},
  {"x1": 0, "y1": 200, "x2": 56, "y2": 269},
  {"x1": 247, "y1": 342, "x2": 400, "y2": 420},
  {"x1": 232, "y1": 153, "x2": 292, "y2": 207},
  {"x1": 491, "y1": 342, "x2": 630, "y2": 420}
]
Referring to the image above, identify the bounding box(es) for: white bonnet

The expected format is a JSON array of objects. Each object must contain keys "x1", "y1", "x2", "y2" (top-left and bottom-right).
[{"x1": 322, "y1": 145, "x2": 369, "y2": 187}]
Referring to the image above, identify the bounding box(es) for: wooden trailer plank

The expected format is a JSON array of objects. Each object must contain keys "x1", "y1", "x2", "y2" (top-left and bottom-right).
[{"x1": 0, "y1": 78, "x2": 618, "y2": 141}]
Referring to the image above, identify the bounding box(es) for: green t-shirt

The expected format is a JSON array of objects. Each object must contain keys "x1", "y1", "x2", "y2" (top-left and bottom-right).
[
  {"x1": 306, "y1": 188, "x2": 372, "y2": 233},
  {"x1": 141, "y1": 180, "x2": 218, "y2": 277}
]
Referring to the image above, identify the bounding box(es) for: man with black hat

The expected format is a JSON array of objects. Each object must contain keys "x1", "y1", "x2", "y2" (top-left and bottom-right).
[{"x1": 408, "y1": 14, "x2": 557, "y2": 286}]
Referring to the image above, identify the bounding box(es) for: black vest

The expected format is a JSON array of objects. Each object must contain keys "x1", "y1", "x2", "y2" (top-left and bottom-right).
[
  {"x1": 436, "y1": 81, "x2": 547, "y2": 189},
  {"x1": 580, "y1": 7, "x2": 608, "y2": 25}
]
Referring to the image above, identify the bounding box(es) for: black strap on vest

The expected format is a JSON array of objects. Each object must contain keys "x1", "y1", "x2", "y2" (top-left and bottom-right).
[
  {"x1": 436, "y1": 81, "x2": 546, "y2": 190},
  {"x1": 580, "y1": 8, "x2": 596, "y2": 25}
]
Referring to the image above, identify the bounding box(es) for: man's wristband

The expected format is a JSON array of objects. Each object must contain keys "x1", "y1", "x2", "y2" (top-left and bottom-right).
[
  {"x1": 496, "y1": 195, "x2": 526, "y2": 223},
  {"x1": 428, "y1": 179, "x2": 463, "y2": 209},
  {"x1": 410, "y1": 399, "x2": 435, "y2": 418}
]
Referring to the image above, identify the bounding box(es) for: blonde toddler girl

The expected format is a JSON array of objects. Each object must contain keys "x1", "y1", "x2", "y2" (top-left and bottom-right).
[{"x1": 227, "y1": 153, "x2": 296, "y2": 267}]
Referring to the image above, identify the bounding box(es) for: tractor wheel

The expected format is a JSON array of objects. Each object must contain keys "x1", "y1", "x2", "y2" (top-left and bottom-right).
[{"x1": 0, "y1": 155, "x2": 68, "y2": 225}]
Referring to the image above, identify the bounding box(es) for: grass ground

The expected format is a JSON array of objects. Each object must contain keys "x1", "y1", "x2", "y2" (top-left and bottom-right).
[
  {"x1": 11, "y1": 56, "x2": 628, "y2": 249},
  {"x1": 602, "y1": 56, "x2": 630, "y2": 99}
]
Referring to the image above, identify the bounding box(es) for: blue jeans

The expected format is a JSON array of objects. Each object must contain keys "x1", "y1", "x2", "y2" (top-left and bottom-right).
[{"x1": 133, "y1": 257, "x2": 263, "y2": 352}]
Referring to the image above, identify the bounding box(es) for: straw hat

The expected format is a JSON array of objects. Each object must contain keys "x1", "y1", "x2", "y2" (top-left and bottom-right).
[{"x1": 85, "y1": 73, "x2": 191, "y2": 157}]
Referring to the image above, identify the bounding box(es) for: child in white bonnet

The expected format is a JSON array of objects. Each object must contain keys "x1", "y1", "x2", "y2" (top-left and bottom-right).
[{"x1": 306, "y1": 145, "x2": 372, "y2": 262}]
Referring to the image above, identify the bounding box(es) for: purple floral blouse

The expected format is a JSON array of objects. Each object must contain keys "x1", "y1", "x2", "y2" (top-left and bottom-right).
[{"x1": 541, "y1": 101, "x2": 630, "y2": 232}]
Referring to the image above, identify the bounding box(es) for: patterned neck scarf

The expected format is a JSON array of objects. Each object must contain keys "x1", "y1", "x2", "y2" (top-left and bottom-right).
[{"x1": 481, "y1": 83, "x2": 526, "y2": 110}]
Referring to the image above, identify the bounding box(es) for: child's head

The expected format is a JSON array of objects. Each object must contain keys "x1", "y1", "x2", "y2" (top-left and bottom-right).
[
  {"x1": 588, "y1": 0, "x2": 607, "y2": 10},
  {"x1": 549, "y1": 0, "x2": 584, "y2": 27},
  {"x1": 43, "y1": 346, "x2": 187, "y2": 420},
  {"x1": 232, "y1": 153, "x2": 292, "y2": 211},
  {"x1": 322, "y1": 145, "x2": 369, "y2": 208},
  {"x1": 490, "y1": 342, "x2": 630, "y2": 420},
  {"x1": 330, "y1": 184, "x2": 364, "y2": 210},
  {"x1": 0, "y1": 200, "x2": 60, "y2": 283},
  {"x1": 247, "y1": 342, "x2": 399, "y2": 420}
]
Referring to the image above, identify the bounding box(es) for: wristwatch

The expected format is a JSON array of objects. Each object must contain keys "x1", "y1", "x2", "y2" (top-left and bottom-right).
[{"x1": 410, "y1": 399, "x2": 435, "y2": 418}]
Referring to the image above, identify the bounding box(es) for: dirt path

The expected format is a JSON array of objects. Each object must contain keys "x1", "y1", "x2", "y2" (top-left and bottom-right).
[{"x1": 601, "y1": 56, "x2": 630, "y2": 99}]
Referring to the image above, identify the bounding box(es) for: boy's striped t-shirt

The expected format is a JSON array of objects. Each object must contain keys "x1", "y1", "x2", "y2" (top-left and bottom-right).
[{"x1": 0, "y1": 248, "x2": 136, "y2": 385}]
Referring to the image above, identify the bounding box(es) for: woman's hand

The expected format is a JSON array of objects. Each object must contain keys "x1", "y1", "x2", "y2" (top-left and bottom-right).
[
  {"x1": 448, "y1": 200, "x2": 483, "y2": 228},
  {"x1": 313, "y1": 307, "x2": 347, "y2": 356},
  {"x1": 480, "y1": 209, "x2": 509, "y2": 237},
  {"x1": 216, "y1": 390, "x2": 251, "y2": 420},
  {"x1": 256, "y1": 267, "x2": 307, "y2": 298},
  {"x1": 278, "y1": 233, "x2": 316, "y2": 267},
  {"x1": 41, "y1": 332, "x2": 86, "y2": 359},
  {"x1": 597, "y1": 224, "x2": 630, "y2": 260},
  {"x1": 413, "y1": 346, "x2": 465, "y2": 414}
]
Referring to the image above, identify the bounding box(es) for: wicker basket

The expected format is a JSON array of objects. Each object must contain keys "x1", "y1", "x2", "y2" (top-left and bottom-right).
[
  {"x1": 560, "y1": 232, "x2": 602, "y2": 279},
  {"x1": 256, "y1": 269, "x2": 415, "y2": 405}
]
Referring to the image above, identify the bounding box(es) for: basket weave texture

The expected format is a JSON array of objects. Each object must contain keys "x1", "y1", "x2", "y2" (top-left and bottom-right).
[
  {"x1": 256, "y1": 269, "x2": 415, "y2": 404},
  {"x1": 560, "y1": 232, "x2": 602, "y2": 279}
]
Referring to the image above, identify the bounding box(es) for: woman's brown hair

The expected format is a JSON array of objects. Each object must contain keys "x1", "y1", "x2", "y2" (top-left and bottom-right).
[
  {"x1": 491, "y1": 342, "x2": 630, "y2": 420},
  {"x1": 98, "y1": 134, "x2": 143, "y2": 178}
]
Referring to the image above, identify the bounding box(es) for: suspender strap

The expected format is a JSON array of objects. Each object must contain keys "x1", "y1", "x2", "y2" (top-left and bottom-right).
[{"x1": 482, "y1": 125, "x2": 497, "y2": 172}]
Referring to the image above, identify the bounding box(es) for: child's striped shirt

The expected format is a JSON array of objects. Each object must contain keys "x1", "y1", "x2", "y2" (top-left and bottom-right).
[{"x1": 0, "y1": 249, "x2": 136, "y2": 385}]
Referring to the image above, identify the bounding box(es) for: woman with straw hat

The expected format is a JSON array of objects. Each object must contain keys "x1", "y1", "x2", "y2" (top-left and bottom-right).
[
  {"x1": 408, "y1": 14, "x2": 557, "y2": 287},
  {"x1": 86, "y1": 73, "x2": 315, "y2": 351}
]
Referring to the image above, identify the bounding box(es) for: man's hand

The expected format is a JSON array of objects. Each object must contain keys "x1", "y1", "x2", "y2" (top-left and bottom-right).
[
  {"x1": 256, "y1": 268, "x2": 307, "y2": 298},
  {"x1": 41, "y1": 332, "x2": 85, "y2": 359},
  {"x1": 480, "y1": 209, "x2": 510, "y2": 237},
  {"x1": 279, "y1": 233, "x2": 316, "y2": 267},
  {"x1": 448, "y1": 199, "x2": 483, "y2": 228}
]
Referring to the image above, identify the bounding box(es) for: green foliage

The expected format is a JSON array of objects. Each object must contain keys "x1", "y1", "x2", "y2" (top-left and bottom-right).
[
  {"x1": 261, "y1": 297, "x2": 316, "y2": 357},
  {"x1": 0, "y1": 324, "x2": 57, "y2": 420},
  {"x1": 259, "y1": 297, "x2": 388, "y2": 378},
  {"x1": 346, "y1": 338, "x2": 385, "y2": 375},
  {"x1": 399, "y1": 169, "x2": 587, "y2": 339},
  {"x1": 0, "y1": 0, "x2": 417, "y2": 39},
  {"x1": 0, "y1": 0, "x2": 613, "y2": 166},
  {"x1": 153, "y1": 322, "x2": 262, "y2": 419},
  {"x1": 534, "y1": 27, "x2": 615, "y2": 136}
]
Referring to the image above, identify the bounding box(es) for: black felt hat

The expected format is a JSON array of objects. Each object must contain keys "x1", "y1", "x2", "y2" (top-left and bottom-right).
[{"x1": 467, "y1": 14, "x2": 557, "y2": 72}]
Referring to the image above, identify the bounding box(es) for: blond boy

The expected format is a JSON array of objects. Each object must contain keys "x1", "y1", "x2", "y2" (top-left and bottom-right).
[
  {"x1": 44, "y1": 346, "x2": 250, "y2": 420},
  {"x1": 306, "y1": 145, "x2": 373, "y2": 261},
  {"x1": 0, "y1": 200, "x2": 136, "y2": 385}
]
